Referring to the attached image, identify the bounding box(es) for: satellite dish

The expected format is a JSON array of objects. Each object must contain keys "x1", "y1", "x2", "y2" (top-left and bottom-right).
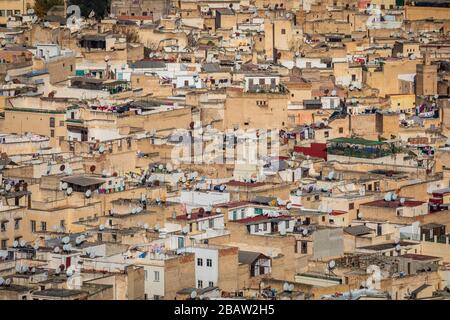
[
  {"x1": 143, "y1": 223, "x2": 149, "y2": 230},
  {"x1": 190, "y1": 291, "x2": 197, "y2": 299},
  {"x1": 54, "y1": 246, "x2": 60, "y2": 253},
  {"x1": 391, "y1": 193, "x2": 398, "y2": 201},
  {"x1": 66, "y1": 187, "x2": 73, "y2": 195},
  {"x1": 328, "y1": 171, "x2": 335, "y2": 180},
  {"x1": 61, "y1": 182, "x2": 68, "y2": 190},
  {"x1": 302, "y1": 229, "x2": 309, "y2": 236},
  {"x1": 328, "y1": 260, "x2": 336, "y2": 269},
  {"x1": 289, "y1": 284, "x2": 294, "y2": 291},
  {"x1": 395, "y1": 244, "x2": 401, "y2": 252},
  {"x1": 85, "y1": 189, "x2": 92, "y2": 198},
  {"x1": 62, "y1": 236, "x2": 70, "y2": 244},
  {"x1": 0, "y1": 277, "x2": 4, "y2": 286},
  {"x1": 19, "y1": 240, "x2": 26, "y2": 247},
  {"x1": 215, "y1": 208, "x2": 222, "y2": 213},
  {"x1": 65, "y1": 167, "x2": 73, "y2": 175},
  {"x1": 154, "y1": 224, "x2": 161, "y2": 231},
  {"x1": 283, "y1": 282, "x2": 290, "y2": 291},
  {"x1": 357, "y1": 212, "x2": 363, "y2": 219},
  {"x1": 13, "y1": 240, "x2": 18, "y2": 248},
  {"x1": 131, "y1": 208, "x2": 137, "y2": 214},
  {"x1": 166, "y1": 163, "x2": 173, "y2": 172},
  {"x1": 5, "y1": 184, "x2": 11, "y2": 192},
  {"x1": 399, "y1": 198, "x2": 405, "y2": 205},
  {"x1": 295, "y1": 189, "x2": 301, "y2": 196},
  {"x1": 99, "y1": 224, "x2": 105, "y2": 231},
  {"x1": 182, "y1": 226, "x2": 189, "y2": 234},
  {"x1": 286, "y1": 202, "x2": 292, "y2": 210},
  {"x1": 4, "y1": 278, "x2": 11, "y2": 286},
  {"x1": 75, "y1": 237, "x2": 82, "y2": 245},
  {"x1": 394, "y1": 238, "x2": 400, "y2": 244},
  {"x1": 66, "y1": 267, "x2": 75, "y2": 277},
  {"x1": 384, "y1": 192, "x2": 392, "y2": 201},
  {"x1": 31, "y1": 267, "x2": 36, "y2": 274},
  {"x1": 277, "y1": 198, "x2": 285, "y2": 206},
  {"x1": 89, "y1": 252, "x2": 96, "y2": 259},
  {"x1": 98, "y1": 145, "x2": 105, "y2": 153},
  {"x1": 158, "y1": 164, "x2": 164, "y2": 170},
  {"x1": 136, "y1": 207, "x2": 143, "y2": 213}
]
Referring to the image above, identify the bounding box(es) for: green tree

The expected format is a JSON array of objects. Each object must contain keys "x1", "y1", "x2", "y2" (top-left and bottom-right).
[{"x1": 34, "y1": 0, "x2": 63, "y2": 18}]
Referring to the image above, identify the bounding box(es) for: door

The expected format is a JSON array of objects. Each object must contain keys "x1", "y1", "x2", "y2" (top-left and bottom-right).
[{"x1": 66, "y1": 257, "x2": 71, "y2": 268}]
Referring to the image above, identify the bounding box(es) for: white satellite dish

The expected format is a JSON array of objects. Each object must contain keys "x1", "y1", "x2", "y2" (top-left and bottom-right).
[
  {"x1": 19, "y1": 240, "x2": 26, "y2": 247},
  {"x1": 302, "y1": 228, "x2": 309, "y2": 236},
  {"x1": 99, "y1": 224, "x2": 105, "y2": 231},
  {"x1": 0, "y1": 277, "x2": 4, "y2": 286},
  {"x1": 277, "y1": 198, "x2": 285, "y2": 206},
  {"x1": 215, "y1": 208, "x2": 222, "y2": 213},
  {"x1": 13, "y1": 240, "x2": 18, "y2": 248},
  {"x1": 54, "y1": 246, "x2": 60, "y2": 253},
  {"x1": 328, "y1": 171, "x2": 335, "y2": 180},
  {"x1": 190, "y1": 291, "x2": 197, "y2": 299},
  {"x1": 55, "y1": 267, "x2": 61, "y2": 275},
  {"x1": 31, "y1": 267, "x2": 36, "y2": 274},
  {"x1": 286, "y1": 202, "x2": 292, "y2": 210},
  {"x1": 158, "y1": 164, "x2": 164, "y2": 170},
  {"x1": 75, "y1": 237, "x2": 82, "y2": 245},
  {"x1": 295, "y1": 189, "x2": 301, "y2": 196},
  {"x1": 85, "y1": 189, "x2": 92, "y2": 198},
  {"x1": 395, "y1": 244, "x2": 401, "y2": 252},
  {"x1": 62, "y1": 236, "x2": 70, "y2": 244},
  {"x1": 391, "y1": 193, "x2": 398, "y2": 201},
  {"x1": 66, "y1": 266, "x2": 75, "y2": 277},
  {"x1": 328, "y1": 260, "x2": 336, "y2": 269},
  {"x1": 61, "y1": 182, "x2": 68, "y2": 190},
  {"x1": 154, "y1": 224, "x2": 160, "y2": 231},
  {"x1": 131, "y1": 208, "x2": 137, "y2": 214},
  {"x1": 283, "y1": 282, "x2": 290, "y2": 291},
  {"x1": 5, "y1": 184, "x2": 11, "y2": 192},
  {"x1": 289, "y1": 284, "x2": 294, "y2": 291},
  {"x1": 143, "y1": 223, "x2": 149, "y2": 230},
  {"x1": 98, "y1": 145, "x2": 105, "y2": 153},
  {"x1": 89, "y1": 252, "x2": 96, "y2": 259},
  {"x1": 357, "y1": 212, "x2": 363, "y2": 219},
  {"x1": 65, "y1": 167, "x2": 73, "y2": 175},
  {"x1": 399, "y1": 198, "x2": 405, "y2": 205},
  {"x1": 182, "y1": 226, "x2": 189, "y2": 234},
  {"x1": 166, "y1": 163, "x2": 173, "y2": 172},
  {"x1": 384, "y1": 192, "x2": 392, "y2": 201},
  {"x1": 66, "y1": 187, "x2": 73, "y2": 195}
]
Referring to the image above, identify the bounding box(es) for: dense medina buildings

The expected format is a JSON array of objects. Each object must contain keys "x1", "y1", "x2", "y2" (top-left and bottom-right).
[{"x1": 0, "y1": 0, "x2": 449, "y2": 301}]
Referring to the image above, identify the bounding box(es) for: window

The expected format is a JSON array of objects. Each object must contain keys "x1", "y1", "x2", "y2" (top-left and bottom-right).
[
  {"x1": 206, "y1": 259, "x2": 212, "y2": 267},
  {"x1": 14, "y1": 219, "x2": 20, "y2": 230},
  {"x1": 31, "y1": 220, "x2": 36, "y2": 233},
  {"x1": 301, "y1": 241, "x2": 308, "y2": 254},
  {"x1": 324, "y1": 131, "x2": 329, "y2": 138},
  {"x1": 198, "y1": 280, "x2": 203, "y2": 288},
  {"x1": 60, "y1": 220, "x2": 65, "y2": 229},
  {"x1": 281, "y1": 28, "x2": 286, "y2": 35},
  {"x1": 59, "y1": 121, "x2": 64, "y2": 126},
  {"x1": 0, "y1": 221, "x2": 6, "y2": 232},
  {"x1": 351, "y1": 74, "x2": 356, "y2": 81},
  {"x1": 209, "y1": 281, "x2": 214, "y2": 287},
  {"x1": 50, "y1": 130, "x2": 55, "y2": 138},
  {"x1": 197, "y1": 258, "x2": 203, "y2": 266},
  {"x1": 49, "y1": 117, "x2": 55, "y2": 128},
  {"x1": 154, "y1": 271, "x2": 160, "y2": 282},
  {"x1": 349, "y1": 203, "x2": 354, "y2": 210},
  {"x1": 184, "y1": 80, "x2": 189, "y2": 87},
  {"x1": 1, "y1": 240, "x2": 6, "y2": 250},
  {"x1": 339, "y1": 127, "x2": 343, "y2": 133},
  {"x1": 144, "y1": 270, "x2": 148, "y2": 280},
  {"x1": 41, "y1": 221, "x2": 47, "y2": 232}
]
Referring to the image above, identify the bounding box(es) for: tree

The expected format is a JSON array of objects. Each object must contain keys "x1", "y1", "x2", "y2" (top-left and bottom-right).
[
  {"x1": 34, "y1": 0, "x2": 63, "y2": 18},
  {"x1": 68, "y1": 0, "x2": 112, "y2": 19}
]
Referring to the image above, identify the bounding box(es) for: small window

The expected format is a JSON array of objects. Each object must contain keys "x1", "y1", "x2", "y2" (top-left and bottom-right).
[
  {"x1": 197, "y1": 258, "x2": 203, "y2": 266},
  {"x1": 49, "y1": 117, "x2": 55, "y2": 128},
  {"x1": 40, "y1": 221, "x2": 47, "y2": 232},
  {"x1": 198, "y1": 280, "x2": 203, "y2": 288},
  {"x1": 206, "y1": 259, "x2": 212, "y2": 267},
  {"x1": 31, "y1": 220, "x2": 36, "y2": 233},
  {"x1": 349, "y1": 203, "x2": 354, "y2": 210},
  {"x1": 339, "y1": 127, "x2": 343, "y2": 133},
  {"x1": 281, "y1": 29, "x2": 286, "y2": 35},
  {"x1": 154, "y1": 271, "x2": 160, "y2": 282},
  {"x1": 208, "y1": 281, "x2": 214, "y2": 287}
]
